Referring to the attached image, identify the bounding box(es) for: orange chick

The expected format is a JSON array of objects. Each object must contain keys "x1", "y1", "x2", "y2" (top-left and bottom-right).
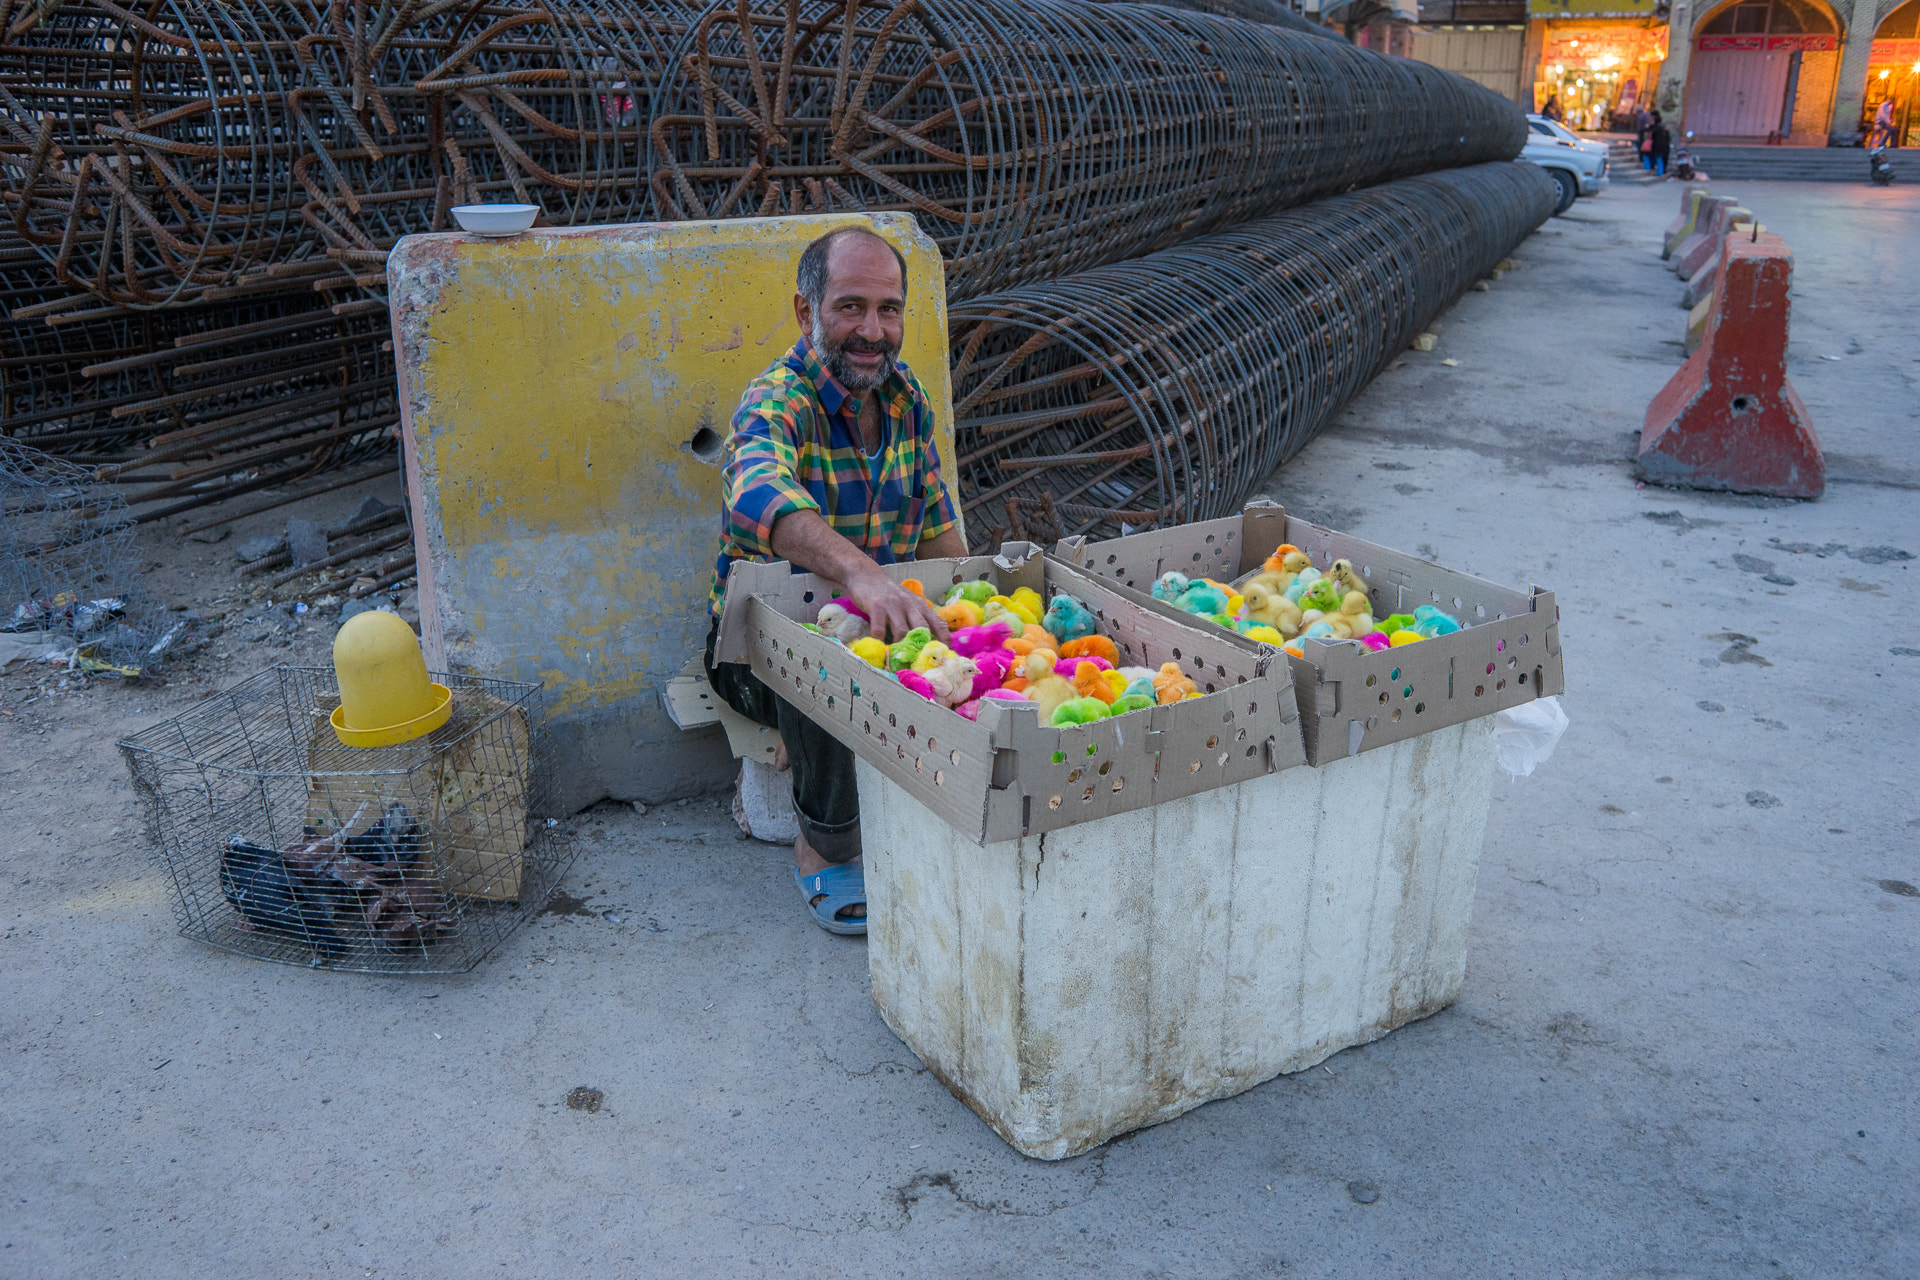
[
  {"x1": 937, "y1": 599, "x2": 982, "y2": 631},
  {"x1": 1059, "y1": 634, "x2": 1119, "y2": 666},
  {"x1": 1073, "y1": 662, "x2": 1117, "y2": 704},
  {"x1": 1152, "y1": 661, "x2": 1199, "y2": 705}
]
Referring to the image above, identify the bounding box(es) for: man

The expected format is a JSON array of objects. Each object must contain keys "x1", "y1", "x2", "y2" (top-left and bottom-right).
[
  {"x1": 1869, "y1": 97, "x2": 1896, "y2": 150},
  {"x1": 703, "y1": 226, "x2": 968, "y2": 936}
]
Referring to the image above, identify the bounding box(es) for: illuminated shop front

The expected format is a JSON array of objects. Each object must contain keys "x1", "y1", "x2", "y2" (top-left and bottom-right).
[
  {"x1": 1865, "y1": 0, "x2": 1920, "y2": 145},
  {"x1": 1529, "y1": 0, "x2": 1669, "y2": 128}
]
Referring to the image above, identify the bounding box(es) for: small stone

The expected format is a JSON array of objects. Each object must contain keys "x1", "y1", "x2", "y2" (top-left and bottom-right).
[
  {"x1": 1347, "y1": 1180, "x2": 1380, "y2": 1205},
  {"x1": 1440, "y1": 358, "x2": 1460, "y2": 367},
  {"x1": 235, "y1": 536, "x2": 280, "y2": 564},
  {"x1": 1411, "y1": 333, "x2": 1437, "y2": 352},
  {"x1": 631, "y1": 801, "x2": 648, "y2": 816},
  {"x1": 186, "y1": 525, "x2": 230, "y2": 545},
  {"x1": 1762, "y1": 574, "x2": 1795, "y2": 586},
  {"x1": 565, "y1": 1087, "x2": 603, "y2": 1113},
  {"x1": 1696, "y1": 700, "x2": 1724, "y2": 712},
  {"x1": 1746, "y1": 790, "x2": 1781, "y2": 809},
  {"x1": 1471, "y1": 280, "x2": 1491, "y2": 292},
  {"x1": 338, "y1": 598, "x2": 391, "y2": 624},
  {"x1": 286, "y1": 517, "x2": 328, "y2": 568}
]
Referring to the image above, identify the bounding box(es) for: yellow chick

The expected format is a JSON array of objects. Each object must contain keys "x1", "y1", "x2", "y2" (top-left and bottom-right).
[
  {"x1": 1021, "y1": 652, "x2": 1079, "y2": 722},
  {"x1": 848, "y1": 637, "x2": 888, "y2": 667},
  {"x1": 910, "y1": 641, "x2": 954, "y2": 673},
  {"x1": 1102, "y1": 668, "x2": 1130, "y2": 700},
  {"x1": 1151, "y1": 661, "x2": 1199, "y2": 705},
  {"x1": 1322, "y1": 591, "x2": 1374, "y2": 640},
  {"x1": 1240, "y1": 581, "x2": 1303, "y2": 637},
  {"x1": 1261, "y1": 544, "x2": 1310, "y2": 576},
  {"x1": 1328, "y1": 558, "x2": 1370, "y2": 598},
  {"x1": 1009, "y1": 587, "x2": 1045, "y2": 626},
  {"x1": 1242, "y1": 624, "x2": 1284, "y2": 645}
]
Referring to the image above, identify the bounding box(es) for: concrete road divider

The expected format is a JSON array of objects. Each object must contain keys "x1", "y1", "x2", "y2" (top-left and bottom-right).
[
  {"x1": 1676, "y1": 202, "x2": 1751, "y2": 281},
  {"x1": 1662, "y1": 185, "x2": 1712, "y2": 259},
  {"x1": 1640, "y1": 230, "x2": 1824, "y2": 500}
]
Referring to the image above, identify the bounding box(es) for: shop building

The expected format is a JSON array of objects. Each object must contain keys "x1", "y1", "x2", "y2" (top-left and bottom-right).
[
  {"x1": 1526, "y1": 0, "x2": 1672, "y2": 127},
  {"x1": 1656, "y1": 0, "x2": 1920, "y2": 142}
]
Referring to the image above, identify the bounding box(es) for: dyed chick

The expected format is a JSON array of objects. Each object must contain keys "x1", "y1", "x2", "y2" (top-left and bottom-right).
[
  {"x1": 945, "y1": 580, "x2": 995, "y2": 606},
  {"x1": 1263, "y1": 545, "x2": 1312, "y2": 578},
  {"x1": 1151, "y1": 571, "x2": 1191, "y2": 603},
  {"x1": 1020, "y1": 652, "x2": 1079, "y2": 722},
  {"x1": 1072, "y1": 661, "x2": 1118, "y2": 704},
  {"x1": 1151, "y1": 662, "x2": 1199, "y2": 705},
  {"x1": 220, "y1": 839, "x2": 346, "y2": 957},
  {"x1": 1050, "y1": 697, "x2": 1110, "y2": 728},
  {"x1": 1042, "y1": 593, "x2": 1096, "y2": 643},
  {"x1": 1176, "y1": 580, "x2": 1230, "y2": 616},
  {"x1": 1324, "y1": 591, "x2": 1375, "y2": 640}
]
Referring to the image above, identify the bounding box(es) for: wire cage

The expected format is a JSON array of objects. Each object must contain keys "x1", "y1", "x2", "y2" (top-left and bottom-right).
[
  {"x1": 0, "y1": 435, "x2": 159, "y2": 670},
  {"x1": 119, "y1": 666, "x2": 576, "y2": 974}
]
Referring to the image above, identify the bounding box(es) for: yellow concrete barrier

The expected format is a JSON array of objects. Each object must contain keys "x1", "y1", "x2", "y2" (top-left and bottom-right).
[{"x1": 389, "y1": 213, "x2": 953, "y2": 809}]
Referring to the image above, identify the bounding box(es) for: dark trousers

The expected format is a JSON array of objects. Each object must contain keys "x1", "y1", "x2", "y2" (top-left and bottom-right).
[{"x1": 704, "y1": 620, "x2": 861, "y2": 863}]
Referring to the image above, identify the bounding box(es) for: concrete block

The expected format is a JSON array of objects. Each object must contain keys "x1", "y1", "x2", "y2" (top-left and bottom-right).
[
  {"x1": 1641, "y1": 230, "x2": 1824, "y2": 499},
  {"x1": 863, "y1": 717, "x2": 1499, "y2": 1160},
  {"x1": 387, "y1": 213, "x2": 957, "y2": 810}
]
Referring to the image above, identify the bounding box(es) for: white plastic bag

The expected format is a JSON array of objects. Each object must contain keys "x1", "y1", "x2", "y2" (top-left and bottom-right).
[{"x1": 1492, "y1": 695, "x2": 1568, "y2": 779}]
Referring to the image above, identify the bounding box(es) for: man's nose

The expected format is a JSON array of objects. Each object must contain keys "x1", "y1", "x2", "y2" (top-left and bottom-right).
[{"x1": 856, "y1": 307, "x2": 885, "y2": 340}]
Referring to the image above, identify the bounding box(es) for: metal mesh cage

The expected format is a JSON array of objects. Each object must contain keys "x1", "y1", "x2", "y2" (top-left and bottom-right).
[
  {"x1": 1, "y1": 435, "x2": 159, "y2": 670},
  {"x1": 119, "y1": 667, "x2": 576, "y2": 974}
]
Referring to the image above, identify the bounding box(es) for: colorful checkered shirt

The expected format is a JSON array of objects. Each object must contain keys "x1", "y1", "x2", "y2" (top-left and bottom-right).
[{"x1": 709, "y1": 337, "x2": 959, "y2": 617}]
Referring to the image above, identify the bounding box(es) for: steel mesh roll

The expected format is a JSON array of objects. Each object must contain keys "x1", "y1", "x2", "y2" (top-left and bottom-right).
[
  {"x1": 650, "y1": 0, "x2": 1529, "y2": 299},
  {"x1": 946, "y1": 160, "x2": 1558, "y2": 550},
  {"x1": 2, "y1": 0, "x2": 1526, "y2": 309}
]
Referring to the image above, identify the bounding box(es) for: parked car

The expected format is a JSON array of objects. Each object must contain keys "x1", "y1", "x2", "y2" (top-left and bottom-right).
[{"x1": 1521, "y1": 114, "x2": 1608, "y2": 213}]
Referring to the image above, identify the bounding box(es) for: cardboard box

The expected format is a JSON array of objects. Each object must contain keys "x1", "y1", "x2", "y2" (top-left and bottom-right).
[
  {"x1": 713, "y1": 544, "x2": 1308, "y2": 844},
  {"x1": 1057, "y1": 503, "x2": 1563, "y2": 765}
]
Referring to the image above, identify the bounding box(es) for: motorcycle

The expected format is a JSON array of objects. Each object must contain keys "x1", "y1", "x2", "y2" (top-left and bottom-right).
[
  {"x1": 1672, "y1": 130, "x2": 1697, "y2": 181},
  {"x1": 1869, "y1": 145, "x2": 1896, "y2": 186}
]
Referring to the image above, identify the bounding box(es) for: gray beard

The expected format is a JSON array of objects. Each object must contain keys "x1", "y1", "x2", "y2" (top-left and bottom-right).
[{"x1": 812, "y1": 314, "x2": 896, "y2": 392}]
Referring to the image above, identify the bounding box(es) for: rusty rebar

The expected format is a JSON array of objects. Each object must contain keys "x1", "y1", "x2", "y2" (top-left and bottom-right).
[{"x1": 947, "y1": 161, "x2": 1559, "y2": 551}]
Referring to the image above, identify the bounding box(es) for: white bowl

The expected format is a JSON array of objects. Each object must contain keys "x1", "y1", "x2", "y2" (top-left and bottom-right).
[{"x1": 451, "y1": 204, "x2": 539, "y2": 237}]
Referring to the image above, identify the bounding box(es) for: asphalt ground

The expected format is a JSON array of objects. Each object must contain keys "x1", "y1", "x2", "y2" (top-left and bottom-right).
[{"x1": 2, "y1": 178, "x2": 1914, "y2": 1278}]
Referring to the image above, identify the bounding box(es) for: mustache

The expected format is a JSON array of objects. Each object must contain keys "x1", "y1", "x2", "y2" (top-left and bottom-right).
[{"x1": 836, "y1": 337, "x2": 893, "y2": 354}]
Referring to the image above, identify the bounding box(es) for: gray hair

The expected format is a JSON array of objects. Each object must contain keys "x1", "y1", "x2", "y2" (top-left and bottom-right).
[{"x1": 796, "y1": 227, "x2": 909, "y2": 310}]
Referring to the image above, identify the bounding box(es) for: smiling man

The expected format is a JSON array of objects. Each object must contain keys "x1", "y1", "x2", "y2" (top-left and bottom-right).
[{"x1": 703, "y1": 225, "x2": 967, "y2": 936}]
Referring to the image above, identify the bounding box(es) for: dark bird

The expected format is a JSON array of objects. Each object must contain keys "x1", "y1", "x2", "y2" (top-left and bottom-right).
[
  {"x1": 337, "y1": 802, "x2": 424, "y2": 868},
  {"x1": 219, "y1": 839, "x2": 347, "y2": 958}
]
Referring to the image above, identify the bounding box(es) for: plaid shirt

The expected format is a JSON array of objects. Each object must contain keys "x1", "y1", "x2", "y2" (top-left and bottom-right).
[{"x1": 709, "y1": 337, "x2": 958, "y2": 617}]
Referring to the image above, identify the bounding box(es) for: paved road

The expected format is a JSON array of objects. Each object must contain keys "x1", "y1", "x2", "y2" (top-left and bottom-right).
[{"x1": 2, "y1": 180, "x2": 1914, "y2": 1278}]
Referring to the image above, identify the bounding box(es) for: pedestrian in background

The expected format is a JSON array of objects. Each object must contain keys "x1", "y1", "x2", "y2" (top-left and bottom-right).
[
  {"x1": 1637, "y1": 107, "x2": 1655, "y2": 170},
  {"x1": 1650, "y1": 112, "x2": 1671, "y2": 177},
  {"x1": 1542, "y1": 94, "x2": 1563, "y2": 123},
  {"x1": 1869, "y1": 98, "x2": 1896, "y2": 149}
]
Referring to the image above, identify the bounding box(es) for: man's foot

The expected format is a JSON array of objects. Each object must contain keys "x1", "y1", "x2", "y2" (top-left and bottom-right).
[
  {"x1": 794, "y1": 862, "x2": 867, "y2": 935},
  {"x1": 796, "y1": 832, "x2": 865, "y2": 923}
]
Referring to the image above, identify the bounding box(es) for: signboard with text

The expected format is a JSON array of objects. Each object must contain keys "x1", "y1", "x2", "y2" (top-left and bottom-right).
[{"x1": 1695, "y1": 34, "x2": 1837, "y2": 51}]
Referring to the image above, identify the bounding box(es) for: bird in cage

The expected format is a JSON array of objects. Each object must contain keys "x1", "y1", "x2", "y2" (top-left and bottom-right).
[{"x1": 220, "y1": 839, "x2": 348, "y2": 958}]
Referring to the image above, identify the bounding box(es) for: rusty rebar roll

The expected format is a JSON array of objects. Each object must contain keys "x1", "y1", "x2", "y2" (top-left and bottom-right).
[
  {"x1": 647, "y1": 0, "x2": 1527, "y2": 298},
  {"x1": 947, "y1": 161, "x2": 1558, "y2": 551},
  {"x1": 0, "y1": 0, "x2": 687, "y2": 307}
]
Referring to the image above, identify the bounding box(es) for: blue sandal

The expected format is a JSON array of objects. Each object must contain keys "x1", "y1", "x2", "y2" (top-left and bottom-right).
[{"x1": 795, "y1": 863, "x2": 868, "y2": 936}]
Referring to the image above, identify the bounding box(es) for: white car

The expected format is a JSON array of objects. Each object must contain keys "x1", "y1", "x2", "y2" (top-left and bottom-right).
[{"x1": 1521, "y1": 114, "x2": 1609, "y2": 214}]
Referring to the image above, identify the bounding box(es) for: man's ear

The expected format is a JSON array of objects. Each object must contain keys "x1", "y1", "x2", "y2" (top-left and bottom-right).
[{"x1": 793, "y1": 292, "x2": 811, "y2": 337}]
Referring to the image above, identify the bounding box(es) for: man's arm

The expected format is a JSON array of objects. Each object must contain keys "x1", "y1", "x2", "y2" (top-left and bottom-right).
[
  {"x1": 772, "y1": 510, "x2": 947, "y2": 643},
  {"x1": 917, "y1": 527, "x2": 968, "y2": 560}
]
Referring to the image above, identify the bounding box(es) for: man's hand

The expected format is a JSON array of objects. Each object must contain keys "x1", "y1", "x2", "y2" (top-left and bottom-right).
[
  {"x1": 770, "y1": 509, "x2": 949, "y2": 643},
  {"x1": 845, "y1": 561, "x2": 947, "y2": 644}
]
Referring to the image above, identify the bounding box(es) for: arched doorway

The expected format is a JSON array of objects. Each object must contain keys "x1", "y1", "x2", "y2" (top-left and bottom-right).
[
  {"x1": 1687, "y1": 0, "x2": 1841, "y2": 140},
  {"x1": 1865, "y1": 0, "x2": 1920, "y2": 144}
]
